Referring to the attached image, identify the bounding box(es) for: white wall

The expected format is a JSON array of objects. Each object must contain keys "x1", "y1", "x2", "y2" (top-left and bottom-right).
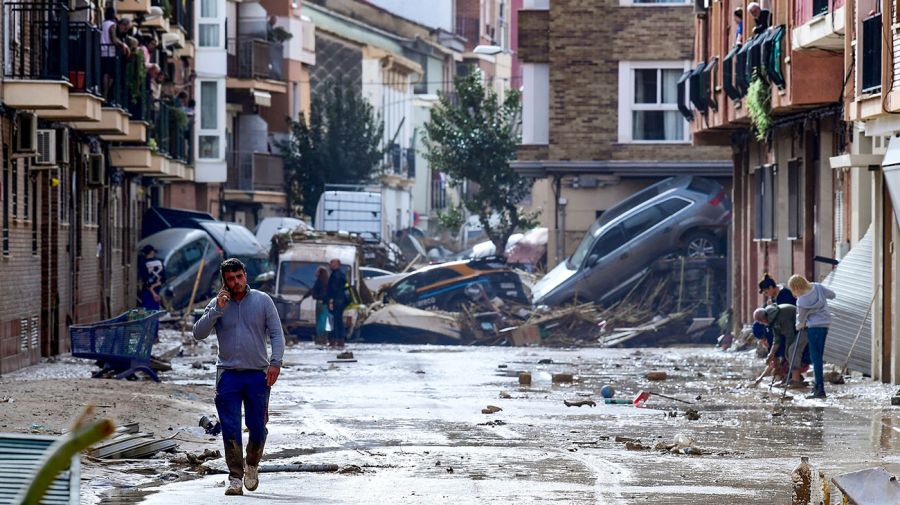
[{"x1": 366, "y1": 0, "x2": 454, "y2": 30}]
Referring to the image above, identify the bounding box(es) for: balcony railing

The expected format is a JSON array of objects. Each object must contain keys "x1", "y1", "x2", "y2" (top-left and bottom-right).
[
  {"x1": 68, "y1": 22, "x2": 101, "y2": 96},
  {"x1": 227, "y1": 152, "x2": 284, "y2": 192},
  {"x1": 431, "y1": 171, "x2": 447, "y2": 211},
  {"x1": 227, "y1": 38, "x2": 284, "y2": 81},
  {"x1": 3, "y1": 0, "x2": 70, "y2": 81},
  {"x1": 454, "y1": 15, "x2": 480, "y2": 46},
  {"x1": 100, "y1": 43, "x2": 131, "y2": 109},
  {"x1": 172, "y1": 0, "x2": 194, "y2": 40},
  {"x1": 861, "y1": 13, "x2": 882, "y2": 93}
]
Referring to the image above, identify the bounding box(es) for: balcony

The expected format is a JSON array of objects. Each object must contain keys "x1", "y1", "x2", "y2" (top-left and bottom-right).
[
  {"x1": 455, "y1": 15, "x2": 480, "y2": 49},
  {"x1": 226, "y1": 37, "x2": 286, "y2": 94},
  {"x1": 117, "y1": 0, "x2": 152, "y2": 14},
  {"x1": 151, "y1": 103, "x2": 193, "y2": 164},
  {"x1": 171, "y1": 0, "x2": 193, "y2": 40},
  {"x1": 1, "y1": 0, "x2": 71, "y2": 109},
  {"x1": 69, "y1": 43, "x2": 131, "y2": 134},
  {"x1": 36, "y1": 22, "x2": 103, "y2": 122},
  {"x1": 224, "y1": 152, "x2": 286, "y2": 204},
  {"x1": 792, "y1": 0, "x2": 845, "y2": 51}
]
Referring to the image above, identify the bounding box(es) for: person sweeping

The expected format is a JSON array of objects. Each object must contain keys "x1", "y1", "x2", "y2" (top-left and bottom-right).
[
  {"x1": 193, "y1": 258, "x2": 285, "y2": 495},
  {"x1": 789, "y1": 274, "x2": 835, "y2": 399}
]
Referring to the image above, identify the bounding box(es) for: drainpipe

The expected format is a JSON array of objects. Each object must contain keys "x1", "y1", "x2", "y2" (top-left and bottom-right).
[{"x1": 558, "y1": 195, "x2": 567, "y2": 266}]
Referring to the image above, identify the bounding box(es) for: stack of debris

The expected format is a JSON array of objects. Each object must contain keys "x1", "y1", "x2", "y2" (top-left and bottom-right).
[{"x1": 88, "y1": 423, "x2": 178, "y2": 459}]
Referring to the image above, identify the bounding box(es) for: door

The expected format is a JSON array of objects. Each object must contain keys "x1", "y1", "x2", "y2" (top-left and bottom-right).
[{"x1": 575, "y1": 224, "x2": 628, "y2": 302}]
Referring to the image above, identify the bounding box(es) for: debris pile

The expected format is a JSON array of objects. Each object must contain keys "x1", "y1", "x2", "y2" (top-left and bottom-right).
[{"x1": 89, "y1": 423, "x2": 178, "y2": 459}]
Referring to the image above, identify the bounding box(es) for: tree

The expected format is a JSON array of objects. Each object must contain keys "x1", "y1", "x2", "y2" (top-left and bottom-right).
[
  {"x1": 423, "y1": 73, "x2": 535, "y2": 253},
  {"x1": 281, "y1": 79, "x2": 384, "y2": 218}
]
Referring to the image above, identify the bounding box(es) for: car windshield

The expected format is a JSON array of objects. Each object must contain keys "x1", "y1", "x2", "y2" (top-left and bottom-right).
[
  {"x1": 278, "y1": 261, "x2": 351, "y2": 296},
  {"x1": 567, "y1": 219, "x2": 603, "y2": 269}
]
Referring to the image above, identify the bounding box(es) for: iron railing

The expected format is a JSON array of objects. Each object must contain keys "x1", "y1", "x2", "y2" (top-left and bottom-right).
[
  {"x1": 3, "y1": 0, "x2": 70, "y2": 80},
  {"x1": 100, "y1": 43, "x2": 129, "y2": 108},
  {"x1": 227, "y1": 37, "x2": 284, "y2": 81},
  {"x1": 172, "y1": 0, "x2": 193, "y2": 39},
  {"x1": 68, "y1": 22, "x2": 101, "y2": 96},
  {"x1": 454, "y1": 15, "x2": 479, "y2": 47},
  {"x1": 227, "y1": 152, "x2": 284, "y2": 192},
  {"x1": 152, "y1": 103, "x2": 171, "y2": 155}
]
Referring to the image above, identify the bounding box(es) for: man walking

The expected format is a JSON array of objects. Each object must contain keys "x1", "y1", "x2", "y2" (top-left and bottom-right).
[
  {"x1": 326, "y1": 258, "x2": 350, "y2": 348},
  {"x1": 193, "y1": 258, "x2": 285, "y2": 496}
]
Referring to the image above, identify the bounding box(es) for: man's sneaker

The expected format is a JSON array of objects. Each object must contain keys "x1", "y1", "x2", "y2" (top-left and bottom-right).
[
  {"x1": 244, "y1": 464, "x2": 259, "y2": 491},
  {"x1": 806, "y1": 390, "x2": 827, "y2": 400},
  {"x1": 225, "y1": 477, "x2": 243, "y2": 495}
]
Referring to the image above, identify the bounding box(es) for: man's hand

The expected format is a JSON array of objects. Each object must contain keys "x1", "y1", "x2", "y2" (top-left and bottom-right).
[
  {"x1": 266, "y1": 365, "x2": 280, "y2": 387},
  {"x1": 216, "y1": 288, "x2": 231, "y2": 309},
  {"x1": 328, "y1": 300, "x2": 334, "y2": 311}
]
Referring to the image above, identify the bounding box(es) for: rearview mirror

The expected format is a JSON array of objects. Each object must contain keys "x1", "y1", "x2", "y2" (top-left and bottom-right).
[{"x1": 586, "y1": 254, "x2": 599, "y2": 268}]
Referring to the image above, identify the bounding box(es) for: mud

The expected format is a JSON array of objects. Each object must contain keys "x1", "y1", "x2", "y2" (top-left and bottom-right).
[{"x1": 114, "y1": 343, "x2": 900, "y2": 504}]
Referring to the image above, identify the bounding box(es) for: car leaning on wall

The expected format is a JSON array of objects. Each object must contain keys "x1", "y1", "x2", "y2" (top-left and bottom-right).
[
  {"x1": 384, "y1": 258, "x2": 529, "y2": 311},
  {"x1": 532, "y1": 175, "x2": 731, "y2": 307}
]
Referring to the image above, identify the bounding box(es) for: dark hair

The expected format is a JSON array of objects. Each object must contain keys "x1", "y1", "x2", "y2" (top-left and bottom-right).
[
  {"x1": 220, "y1": 258, "x2": 246, "y2": 276},
  {"x1": 141, "y1": 244, "x2": 155, "y2": 255},
  {"x1": 104, "y1": 7, "x2": 117, "y2": 21},
  {"x1": 315, "y1": 266, "x2": 329, "y2": 280},
  {"x1": 733, "y1": 7, "x2": 742, "y2": 17},
  {"x1": 758, "y1": 273, "x2": 776, "y2": 293}
]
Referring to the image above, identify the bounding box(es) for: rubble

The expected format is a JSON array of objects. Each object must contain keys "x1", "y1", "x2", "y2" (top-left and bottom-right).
[
  {"x1": 89, "y1": 423, "x2": 179, "y2": 459},
  {"x1": 645, "y1": 371, "x2": 668, "y2": 381},
  {"x1": 481, "y1": 405, "x2": 503, "y2": 414},
  {"x1": 552, "y1": 373, "x2": 574, "y2": 384},
  {"x1": 518, "y1": 372, "x2": 532, "y2": 386}
]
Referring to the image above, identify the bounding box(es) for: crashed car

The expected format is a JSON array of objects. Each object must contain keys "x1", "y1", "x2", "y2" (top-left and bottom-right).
[
  {"x1": 384, "y1": 258, "x2": 529, "y2": 311},
  {"x1": 532, "y1": 175, "x2": 731, "y2": 307}
]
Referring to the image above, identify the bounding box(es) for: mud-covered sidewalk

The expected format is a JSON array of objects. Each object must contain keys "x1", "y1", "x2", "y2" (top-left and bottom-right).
[{"x1": 4, "y1": 336, "x2": 900, "y2": 504}]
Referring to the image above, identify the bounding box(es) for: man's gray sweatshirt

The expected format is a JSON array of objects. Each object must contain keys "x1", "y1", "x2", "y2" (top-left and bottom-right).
[{"x1": 192, "y1": 289, "x2": 285, "y2": 369}]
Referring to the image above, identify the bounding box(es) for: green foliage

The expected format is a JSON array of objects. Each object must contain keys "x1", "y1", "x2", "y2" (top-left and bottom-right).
[
  {"x1": 423, "y1": 73, "x2": 531, "y2": 253},
  {"x1": 436, "y1": 203, "x2": 465, "y2": 235},
  {"x1": 171, "y1": 105, "x2": 188, "y2": 129},
  {"x1": 281, "y1": 78, "x2": 384, "y2": 219},
  {"x1": 747, "y1": 76, "x2": 771, "y2": 141},
  {"x1": 126, "y1": 52, "x2": 147, "y2": 103}
]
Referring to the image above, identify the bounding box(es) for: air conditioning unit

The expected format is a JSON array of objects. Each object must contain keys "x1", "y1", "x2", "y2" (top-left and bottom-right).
[
  {"x1": 87, "y1": 153, "x2": 105, "y2": 186},
  {"x1": 15, "y1": 112, "x2": 38, "y2": 154},
  {"x1": 34, "y1": 129, "x2": 57, "y2": 166},
  {"x1": 57, "y1": 128, "x2": 70, "y2": 165}
]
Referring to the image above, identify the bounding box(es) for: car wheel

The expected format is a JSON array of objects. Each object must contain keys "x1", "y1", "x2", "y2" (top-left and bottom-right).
[{"x1": 683, "y1": 231, "x2": 721, "y2": 258}]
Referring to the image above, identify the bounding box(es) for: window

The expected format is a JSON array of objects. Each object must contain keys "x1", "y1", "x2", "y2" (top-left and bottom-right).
[
  {"x1": 11, "y1": 157, "x2": 18, "y2": 219},
  {"x1": 199, "y1": 136, "x2": 220, "y2": 159},
  {"x1": 200, "y1": 81, "x2": 218, "y2": 130},
  {"x1": 754, "y1": 164, "x2": 776, "y2": 240},
  {"x1": 861, "y1": 13, "x2": 882, "y2": 93},
  {"x1": 23, "y1": 158, "x2": 29, "y2": 220},
  {"x1": 30, "y1": 176, "x2": 37, "y2": 255},
  {"x1": 198, "y1": 0, "x2": 220, "y2": 47},
  {"x1": 415, "y1": 268, "x2": 462, "y2": 288},
  {"x1": 2, "y1": 145, "x2": 8, "y2": 255},
  {"x1": 590, "y1": 225, "x2": 628, "y2": 260},
  {"x1": 621, "y1": 205, "x2": 664, "y2": 241},
  {"x1": 618, "y1": 62, "x2": 690, "y2": 143},
  {"x1": 199, "y1": 25, "x2": 220, "y2": 47},
  {"x1": 788, "y1": 159, "x2": 802, "y2": 239},
  {"x1": 657, "y1": 197, "x2": 691, "y2": 215}
]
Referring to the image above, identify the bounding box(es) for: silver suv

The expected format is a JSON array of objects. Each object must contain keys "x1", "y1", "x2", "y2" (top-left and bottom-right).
[{"x1": 532, "y1": 176, "x2": 731, "y2": 306}]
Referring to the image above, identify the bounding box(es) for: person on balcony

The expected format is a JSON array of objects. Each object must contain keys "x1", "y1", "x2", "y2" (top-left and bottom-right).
[
  {"x1": 140, "y1": 36, "x2": 160, "y2": 73},
  {"x1": 733, "y1": 8, "x2": 743, "y2": 45},
  {"x1": 100, "y1": 10, "x2": 132, "y2": 100},
  {"x1": 747, "y1": 2, "x2": 771, "y2": 35}
]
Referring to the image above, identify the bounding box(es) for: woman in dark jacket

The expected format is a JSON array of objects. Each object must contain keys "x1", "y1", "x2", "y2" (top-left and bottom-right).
[{"x1": 311, "y1": 267, "x2": 329, "y2": 345}]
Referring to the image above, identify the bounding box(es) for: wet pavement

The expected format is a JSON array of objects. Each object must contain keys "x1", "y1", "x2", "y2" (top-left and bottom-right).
[{"x1": 113, "y1": 344, "x2": 900, "y2": 504}]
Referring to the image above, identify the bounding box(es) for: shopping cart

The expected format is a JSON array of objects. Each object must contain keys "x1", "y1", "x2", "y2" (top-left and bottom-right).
[{"x1": 69, "y1": 309, "x2": 164, "y2": 382}]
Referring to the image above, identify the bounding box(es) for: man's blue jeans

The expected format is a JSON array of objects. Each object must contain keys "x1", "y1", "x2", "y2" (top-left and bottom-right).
[
  {"x1": 806, "y1": 327, "x2": 828, "y2": 393},
  {"x1": 215, "y1": 369, "x2": 270, "y2": 480}
]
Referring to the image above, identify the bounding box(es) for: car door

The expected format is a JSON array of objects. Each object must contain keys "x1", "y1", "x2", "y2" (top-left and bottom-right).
[{"x1": 574, "y1": 224, "x2": 629, "y2": 301}]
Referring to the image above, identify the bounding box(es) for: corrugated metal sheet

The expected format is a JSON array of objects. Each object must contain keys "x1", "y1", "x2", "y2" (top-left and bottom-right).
[
  {"x1": 0, "y1": 434, "x2": 79, "y2": 505},
  {"x1": 822, "y1": 227, "x2": 874, "y2": 374}
]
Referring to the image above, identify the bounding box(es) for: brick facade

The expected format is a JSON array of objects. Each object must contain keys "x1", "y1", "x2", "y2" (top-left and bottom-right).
[{"x1": 544, "y1": 0, "x2": 727, "y2": 162}]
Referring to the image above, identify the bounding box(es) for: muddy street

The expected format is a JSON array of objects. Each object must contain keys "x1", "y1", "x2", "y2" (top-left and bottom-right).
[{"x1": 100, "y1": 343, "x2": 900, "y2": 504}]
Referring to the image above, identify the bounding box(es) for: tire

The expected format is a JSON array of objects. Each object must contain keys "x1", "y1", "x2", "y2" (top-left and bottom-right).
[{"x1": 683, "y1": 230, "x2": 721, "y2": 258}]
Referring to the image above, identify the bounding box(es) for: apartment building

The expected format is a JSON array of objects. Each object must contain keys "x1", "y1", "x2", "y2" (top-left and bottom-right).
[
  {"x1": 217, "y1": 0, "x2": 315, "y2": 229},
  {"x1": 0, "y1": 0, "x2": 198, "y2": 372},
  {"x1": 513, "y1": 0, "x2": 731, "y2": 268}
]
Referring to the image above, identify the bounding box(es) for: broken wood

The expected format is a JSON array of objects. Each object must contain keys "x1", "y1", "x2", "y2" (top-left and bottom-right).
[{"x1": 563, "y1": 399, "x2": 596, "y2": 408}]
